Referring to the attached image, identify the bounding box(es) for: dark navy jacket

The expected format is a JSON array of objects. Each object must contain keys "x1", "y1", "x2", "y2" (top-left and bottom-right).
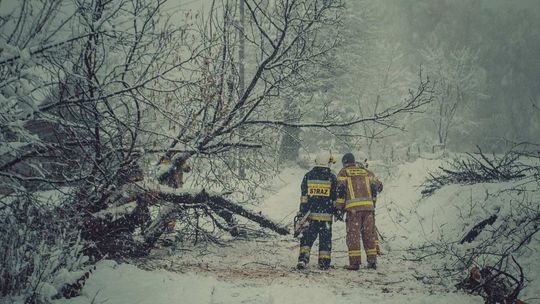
[{"x1": 299, "y1": 166, "x2": 338, "y2": 222}]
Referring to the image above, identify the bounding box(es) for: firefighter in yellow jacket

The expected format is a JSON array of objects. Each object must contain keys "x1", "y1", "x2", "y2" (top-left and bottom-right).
[
  {"x1": 356, "y1": 154, "x2": 384, "y2": 255},
  {"x1": 336, "y1": 153, "x2": 383, "y2": 270}
]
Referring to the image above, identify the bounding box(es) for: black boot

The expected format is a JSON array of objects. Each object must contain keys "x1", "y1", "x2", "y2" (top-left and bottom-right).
[
  {"x1": 318, "y1": 260, "x2": 331, "y2": 270},
  {"x1": 344, "y1": 256, "x2": 361, "y2": 270}
]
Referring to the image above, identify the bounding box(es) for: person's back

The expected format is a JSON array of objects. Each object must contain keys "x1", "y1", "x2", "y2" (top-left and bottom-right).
[
  {"x1": 335, "y1": 152, "x2": 379, "y2": 270},
  {"x1": 336, "y1": 163, "x2": 375, "y2": 211},
  {"x1": 296, "y1": 151, "x2": 337, "y2": 270},
  {"x1": 301, "y1": 166, "x2": 337, "y2": 220},
  {"x1": 355, "y1": 157, "x2": 384, "y2": 255}
]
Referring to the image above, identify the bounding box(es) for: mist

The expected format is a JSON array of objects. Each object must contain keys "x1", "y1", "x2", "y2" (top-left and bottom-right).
[{"x1": 319, "y1": 0, "x2": 540, "y2": 156}]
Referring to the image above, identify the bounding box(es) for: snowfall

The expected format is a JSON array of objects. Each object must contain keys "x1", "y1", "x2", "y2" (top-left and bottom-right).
[{"x1": 46, "y1": 157, "x2": 539, "y2": 304}]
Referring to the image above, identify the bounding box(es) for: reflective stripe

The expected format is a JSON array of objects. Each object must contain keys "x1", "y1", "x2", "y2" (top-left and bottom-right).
[
  {"x1": 307, "y1": 179, "x2": 331, "y2": 185},
  {"x1": 300, "y1": 196, "x2": 308, "y2": 204},
  {"x1": 347, "y1": 197, "x2": 372, "y2": 202},
  {"x1": 307, "y1": 183, "x2": 332, "y2": 188},
  {"x1": 366, "y1": 248, "x2": 377, "y2": 256},
  {"x1": 335, "y1": 198, "x2": 345, "y2": 204},
  {"x1": 346, "y1": 168, "x2": 367, "y2": 176},
  {"x1": 346, "y1": 201, "x2": 373, "y2": 208},
  {"x1": 307, "y1": 182, "x2": 331, "y2": 197},
  {"x1": 309, "y1": 213, "x2": 333, "y2": 221},
  {"x1": 374, "y1": 240, "x2": 380, "y2": 245},
  {"x1": 348, "y1": 250, "x2": 362, "y2": 257},
  {"x1": 319, "y1": 251, "x2": 331, "y2": 259},
  {"x1": 345, "y1": 198, "x2": 373, "y2": 209},
  {"x1": 365, "y1": 175, "x2": 373, "y2": 197},
  {"x1": 300, "y1": 246, "x2": 311, "y2": 255},
  {"x1": 337, "y1": 176, "x2": 347, "y2": 181},
  {"x1": 310, "y1": 213, "x2": 333, "y2": 217},
  {"x1": 347, "y1": 177, "x2": 355, "y2": 198}
]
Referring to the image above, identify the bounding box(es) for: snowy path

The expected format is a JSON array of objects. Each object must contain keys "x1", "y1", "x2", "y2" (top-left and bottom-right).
[
  {"x1": 55, "y1": 164, "x2": 482, "y2": 304},
  {"x1": 131, "y1": 236, "x2": 461, "y2": 300}
]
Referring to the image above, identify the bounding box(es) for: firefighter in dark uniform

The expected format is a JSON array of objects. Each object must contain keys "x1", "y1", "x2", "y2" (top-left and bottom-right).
[{"x1": 297, "y1": 151, "x2": 338, "y2": 270}]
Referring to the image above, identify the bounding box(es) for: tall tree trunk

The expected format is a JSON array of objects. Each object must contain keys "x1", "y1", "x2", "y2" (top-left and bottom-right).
[
  {"x1": 279, "y1": 97, "x2": 301, "y2": 163},
  {"x1": 237, "y1": 0, "x2": 246, "y2": 178}
]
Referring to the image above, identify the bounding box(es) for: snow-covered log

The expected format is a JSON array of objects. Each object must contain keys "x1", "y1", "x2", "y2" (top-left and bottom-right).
[
  {"x1": 156, "y1": 190, "x2": 290, "y2": 236},
  {"x1": 81, "y1": 188, "x2": 289, "y2": 259}
]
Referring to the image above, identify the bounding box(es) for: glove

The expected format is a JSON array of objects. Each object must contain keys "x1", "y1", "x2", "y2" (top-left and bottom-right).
[
  {"x1": 334, "y1": 209, "x2": 344, "y2": 221},
  {"x1": 328, "y1": 155, "x2": 336, "y2": 165}
]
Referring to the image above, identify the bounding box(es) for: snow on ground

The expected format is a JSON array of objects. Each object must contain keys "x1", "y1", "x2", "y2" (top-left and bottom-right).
[
  {"x1": 53, "y1": 259, "x2": 477, "y2": 304},
  {"x1": 376, "y1": 158, "x2": 447, "y2": 251},
  {"x1": 52, "y1": 157, "x2": 540, "y2": 304}
]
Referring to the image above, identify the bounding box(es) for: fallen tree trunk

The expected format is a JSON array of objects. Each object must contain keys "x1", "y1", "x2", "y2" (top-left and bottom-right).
[
  {"x1": 205, "y1": 193, "x2": 289, "y2": 235},
  {"x1": 156, "y1": 190, "x2": 290, "y2": 236},
  {"x1": 81, "y1": 188, "x2": 289, "y2": 259}
]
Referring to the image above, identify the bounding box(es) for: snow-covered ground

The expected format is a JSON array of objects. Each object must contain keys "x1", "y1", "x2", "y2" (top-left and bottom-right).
[{"x1": 52, "y1": 157, "x2": 540, "y2": 304}]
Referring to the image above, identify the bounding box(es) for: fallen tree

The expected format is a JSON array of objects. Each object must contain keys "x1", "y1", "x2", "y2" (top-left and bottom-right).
[
  {"x1": 81, "y1": 187, "x2": 289, "y2": 259},
  {"x1": 156, "y1": 191, "x2": 289, "y2": 234}
]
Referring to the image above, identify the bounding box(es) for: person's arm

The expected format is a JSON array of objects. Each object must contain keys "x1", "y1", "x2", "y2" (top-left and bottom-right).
[
  {"x1": 368, "y1": 171, "x2": 383, "y2": 193},
  {"x1": 377, "y1": 178, "x2": 383, "y2": 193},
  {"x1": 299, "y1": 174, "x2": 309, "y2": 215},
  {"x1": 330, "y1": 174, "x2": 344, "y2": 220},
  {"x1": 373, "y1": 176, "x2": 383, "y2": 194},
  {"x1": 368, "y1": 171, "x2": 383, "y2": 207},
  {"x1": 330, "y1": 174, "x2": 338, "y2": 203},
  {"x1": 335, "y1": 169, "x2": 347, "y2": 212}
]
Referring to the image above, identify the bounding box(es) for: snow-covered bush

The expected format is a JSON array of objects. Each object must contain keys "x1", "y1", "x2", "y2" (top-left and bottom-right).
[
  {"x1": 404, "y1": 150, "x2": 540, "y2": 301},
  {"x1": 411, "y1": 184, "x2": 539, "y2": 303},
  {"x1": 0, "y1": 195, "x2": 87, "y2": 303},
  {"x1": 422, "y1": 147, "x2": 530, "y2": 196}
]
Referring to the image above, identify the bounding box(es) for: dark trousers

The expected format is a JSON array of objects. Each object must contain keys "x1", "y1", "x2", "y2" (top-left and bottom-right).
[
  {"x1": 345, "y1": 210, "x2": 376, "y2": 265},
  {"x1": 298, "y1": 220, "x2": 332, "y2": 268}
]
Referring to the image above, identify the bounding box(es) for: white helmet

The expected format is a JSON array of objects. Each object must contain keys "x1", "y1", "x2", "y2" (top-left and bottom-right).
[
  {"x1": 314, "y1": 151, "x2": 335, "y2": 167},
  {"x1": 356, "y1": 150, "x2": 368, "y2": 168}
]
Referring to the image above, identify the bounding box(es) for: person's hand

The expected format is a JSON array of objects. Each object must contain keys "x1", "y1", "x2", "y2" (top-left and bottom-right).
[
  {"x1": 334, "y1": 209, "x2": 344, "y2": 221},
  {"x1": 328, "y1": 155, "x2": 336, "y2": 165}
]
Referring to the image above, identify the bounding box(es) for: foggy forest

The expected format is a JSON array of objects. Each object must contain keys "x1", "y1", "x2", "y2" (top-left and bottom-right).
[{"x1": 1, "y1": 0, "x2": 539, "y2": 303}]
